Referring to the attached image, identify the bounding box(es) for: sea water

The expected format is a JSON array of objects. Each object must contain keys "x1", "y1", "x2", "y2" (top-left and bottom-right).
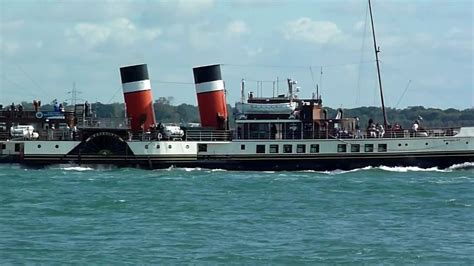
[{"x1": 0, "y1": 163, "x2": 473, "y2": 263}]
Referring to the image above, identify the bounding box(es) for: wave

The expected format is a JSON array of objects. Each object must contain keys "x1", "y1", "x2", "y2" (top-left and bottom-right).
[
  {"x1": 448, "y1": 162, "x2": 474, "y2": 170},
  {"x1": 378, "y1": 166, "x2": 449, "y2": 173},
  {"x1": 183, "y1": 167, "x2": 202, "y2": 172},
  {"x1": 298, "y1": 163, "x2": 473, "y2": 175},
  {"x1": 60, "y1": 166, "x2": 94, "y2": 171},
  {"x1": 299, "y1": 166, "x2": 373, "y2": 175},
  {"x1": 209, "y1": 169, "x2": 227, "y2": 172}
]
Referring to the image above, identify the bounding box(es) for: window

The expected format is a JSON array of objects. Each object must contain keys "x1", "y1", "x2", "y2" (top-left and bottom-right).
[
  {"x1": 365, "y1": 144, "x2": 374, "y2": 152},
  {"x1": 241, "y1": 144, "x2": 245, "y2": 150},
  {"x1": 156, "y1": 144, "x2": 160, "y2": 149},
  {"x1": 378, "y1": 144, "x2": 387, "y2": 152},
  {"x1": 283, "y1": 144, "x2": 292, "y2": 153},
  {"x1": 337, "y1": 144, "x2": 347, "y2": 153},
  {"x1": 15, "y1": 143, "x2": 20, "y2": 152},
  {"x1": 297, "y1": 144, "x2": 306, "y2": 153},
  {"x1": 0, "y1": 143, "x2": 5, "y2": 150},
  {"x1": 198, "y1": 144, "x2": 207, "y2": 152},
  {"x1": 310, "y1": 144, "x2": 320, "y2": 153},
  {"x1": 269, "y1": 144, "x2": 279, "y2": 153},
  {"x1": 256, "y1": 145, "x2": 265, "y2": 154},
  {"x1": 351, "y1": 144, "x2": 360, "y2": 152}
]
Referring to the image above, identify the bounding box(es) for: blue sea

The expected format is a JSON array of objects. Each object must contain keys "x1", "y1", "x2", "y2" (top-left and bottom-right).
[{"x1": 0, "y1": 163, "x2": 473, "y2": 264}]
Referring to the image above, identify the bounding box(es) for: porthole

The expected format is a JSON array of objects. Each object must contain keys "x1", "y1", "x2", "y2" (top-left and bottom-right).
[
  {"x1": 398, "y1": 143, "x2": 401, "y2": 147},
  {"x1": 168, "y1": 145, "x2": 172, "y2": 149},
  {"x1": 145, "y1": 145, "x2": 149, "y2": 149},
  {"x1": 185, "y1": 145, "x2": 189, "y2": 149},
  {"x1": 55, "y1": 145, "x2": 59, "y2": 148},
  {"x1": 405, "y1": 143, "x2": 408, "y2": 146},
  {"x1": 37, "y1": 144, "x2": 41, "y2": 148},
  {"x1": 446, "y1": 142, "x2": 449, "y2": 145},
  {"x1": 425, "y1": 143, "x2": 428, "y2": 146},
  {"x1": 466, "y1": 142, "x2": 469, "y2": 145},
  {"x1": 156, "y1": 144, "x2": 160, "y2": 149}
]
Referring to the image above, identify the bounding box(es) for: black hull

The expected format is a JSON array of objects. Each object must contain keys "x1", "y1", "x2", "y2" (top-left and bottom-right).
[{"x1": 15, "y1": 152, "x2": 474, "y2": 171}]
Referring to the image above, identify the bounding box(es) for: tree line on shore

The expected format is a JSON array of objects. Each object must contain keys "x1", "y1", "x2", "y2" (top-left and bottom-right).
[{"x1": 4, "y1": 97, "x2": 473, "y2": 129}]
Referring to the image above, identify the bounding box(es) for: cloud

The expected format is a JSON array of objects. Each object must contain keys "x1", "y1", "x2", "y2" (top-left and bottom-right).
[
  {"x1": 188, "y1": 22, "x2": 220, "y2": 50},
  {"x1": 442, "y1": 27, "x2": 472, "y2": 52},
  {"x1": 226, "y1": 20, "x2": 249, "y2": 38},
  {"x1": 65, "y1": 18, "x2": 162, "y2": 49},
  {"x1": 281, "y1": 18, "x2": 343, "y2": 44},
  {"x1": 176, "y1": 0, "x2": 215, "y2": 16},
  {"x1": 353, "y1": 20, "x2": 367, "y2": 32},
  {"x1": 0, "y1": 41, "x2": 19, "y2": 56},
  {"x1": 1, "y1": 20, "x2": 25, "y2": 31},
  {"x1": 230, "y1": 0, "x2": 282, "y2": 8}
]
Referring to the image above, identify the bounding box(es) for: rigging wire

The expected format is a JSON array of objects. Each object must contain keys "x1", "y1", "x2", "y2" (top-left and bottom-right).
[
  {"x1": 221, "y1": 61, "x2": 375, "y2": 70},
  {"x1": 395, "y1": 80, "x2": 412, "y2": 109},
  {"x1": 319, "y1": 66, "x2": 323, "y2": 97},
  {"x1": 309, "y1": 66, "x2": 317, "y2": 96},
  {"x1": 356, "y1": 1, "x2": 370, "y2": 106},
  {"x1": 16, "y1": 65, "x2": 47, "y2": 98},
  {"x1": 0, "y1": 75, "x2": 39, "y2": 98},
  {"x1": 106, "y1": 87, "x2": 123, "y2": 104},
  {"x1": 152, "y1": 81, "x2": 194, "y2": 85}
]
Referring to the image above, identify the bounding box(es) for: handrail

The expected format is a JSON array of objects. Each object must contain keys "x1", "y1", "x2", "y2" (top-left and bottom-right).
[{"x1": 0, "y1": 126, "x2": 462, "y2": 142}]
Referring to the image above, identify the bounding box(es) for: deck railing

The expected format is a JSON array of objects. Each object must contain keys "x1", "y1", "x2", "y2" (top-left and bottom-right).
[
  {"x1": 77, "y1": 117, "x2": 129, "y2": 129},
  {"x1": 233, "y1": 127, "x2": 460, "y2": 140},
  {"x1": 0, "y1": 127, "x2": 462, "y2": 142},
  {"x1": 185, "y1": 130, "x2": 232, "y2": 141}
]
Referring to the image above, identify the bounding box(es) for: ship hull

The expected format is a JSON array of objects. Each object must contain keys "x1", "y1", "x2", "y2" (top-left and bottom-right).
[
  {"x1": 2, "y1": 128, "x2": 473, "y2": 171},
  {"x1": 16, "y1": 151, "x2": 474, "y2": 171}
]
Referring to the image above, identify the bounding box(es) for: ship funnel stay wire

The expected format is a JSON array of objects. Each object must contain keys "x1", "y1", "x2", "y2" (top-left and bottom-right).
[{"x1": 221, "y1": 60, "x2": 375, "y2": 69}]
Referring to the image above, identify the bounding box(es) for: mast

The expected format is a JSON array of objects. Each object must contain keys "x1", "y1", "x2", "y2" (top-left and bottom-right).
[{"x1": 368, "y1": 0, "x2": 388, "y2": 127}]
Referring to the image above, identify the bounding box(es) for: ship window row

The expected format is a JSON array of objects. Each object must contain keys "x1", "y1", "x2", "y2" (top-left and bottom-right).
[
  {"x1": 254, "y1": 143, "x2": 387, "y2": 154},
  {"x1": 256, "y1": 144, "x2": 320, "y2": 154},
  {"x1": 337, "y1": 143, "x2": 387, "y2": 153}
]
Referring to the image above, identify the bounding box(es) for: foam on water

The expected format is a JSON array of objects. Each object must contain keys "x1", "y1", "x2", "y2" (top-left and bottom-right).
[
  {"x1": 378, "y1": 165, "x2": 449, "y2": 173},
  {"x1": 182, "y1": 167, "x2": 202, "y2": 172},
  {"x1": 209, "y1": 169, "x2": 227, "y2": 172},
  {"x1": 448, "y1": 162, "x2": 474, "y2": 170},
  {"x1": 61, "y1": 166, "x2": 94, "y2": 171}
]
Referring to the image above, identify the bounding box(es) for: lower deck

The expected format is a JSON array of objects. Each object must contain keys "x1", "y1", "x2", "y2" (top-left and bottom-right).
[{"x1": 1, "y1": 128, "x2": 473, "y2": 170}]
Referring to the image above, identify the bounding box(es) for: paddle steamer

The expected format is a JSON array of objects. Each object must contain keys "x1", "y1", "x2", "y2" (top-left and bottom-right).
[{"x1": 1, "y1": 1, "x2": 472, "y2": 170}]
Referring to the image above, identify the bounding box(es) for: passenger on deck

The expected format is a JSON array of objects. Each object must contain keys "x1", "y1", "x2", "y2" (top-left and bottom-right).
[
  {"x1": 377, "y1": 124, "x2": 385, "y2": 138},
  {"x1": 270, "y1": 124, "x2": 277, "y2": 139},
  {"x1": 355, "y1": 117, "x2": 362, "y2": 139},
  {"x1": 17, "y1": 104, "x2": 23, "y2": 118},
  {"x1": 85, "y1": 101, "x2": 90, "y2": 117},
  {"x1": 367, "y1": 119, "x2": 377, "y2": 138},
  {"x1": 54, "y1": 101, "x2": 60, "y2": 112},
  {"x1": 412, "y1": 120, "x2": 419, "y2": 136},
  {"x1": 392, "y1": 122, "x2": 403, "y2": 137}
]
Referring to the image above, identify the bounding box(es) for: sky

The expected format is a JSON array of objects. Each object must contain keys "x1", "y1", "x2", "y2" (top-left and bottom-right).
[{"x1": 0, "y1": 0, "x2": 472, "y2": 110}]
